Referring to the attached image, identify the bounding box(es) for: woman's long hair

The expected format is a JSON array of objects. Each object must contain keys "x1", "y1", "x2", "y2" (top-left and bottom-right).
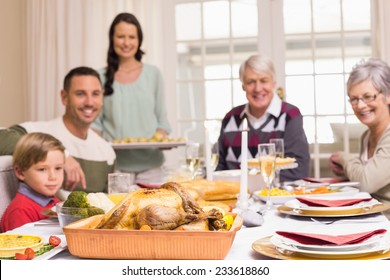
[{"x1": 104, "y1": 13, "x2": 145, "y2": 96}]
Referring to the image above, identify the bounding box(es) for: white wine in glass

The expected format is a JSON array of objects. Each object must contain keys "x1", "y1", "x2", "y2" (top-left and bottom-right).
[
  {"x1": 258, "y1": 143, "x2": 276, "y2": 211},
  {"x1": 185, "y1": 142, "x2": 200, "y2": 179},
  {"x1": 211, "y1": 153, "x2": 219, "y2": 170},
  {"x1": 269, "y1": 138, "x2": 284, "y2": 187},
  {"x1": 186, "y1": 157, "x2": 200, "y2": 178}
]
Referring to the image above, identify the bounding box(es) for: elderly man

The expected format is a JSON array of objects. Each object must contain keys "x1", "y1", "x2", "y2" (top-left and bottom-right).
[
  {"x1": 216, "y1": 54, "x2": 310, "y2": 182},
  {"x1": 0, "y1": 66, "x2": 116, "y2": 193}
]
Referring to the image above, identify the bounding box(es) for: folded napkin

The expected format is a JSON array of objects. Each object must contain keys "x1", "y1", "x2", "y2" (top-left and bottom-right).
[
  {"x1": 276, "y1": 229, "x2": 387, "y2": 245},
  {"x1": 296, "y1": 197, "x2": 372, "y2": 207},
  {"x1": 303, "y1": 177, "x2": 348, "y2": 184}
]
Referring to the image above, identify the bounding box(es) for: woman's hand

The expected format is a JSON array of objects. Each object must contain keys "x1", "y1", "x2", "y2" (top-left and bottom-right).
[{"x1": 329, "y1": 152, "x2": 345, "y2": 177}]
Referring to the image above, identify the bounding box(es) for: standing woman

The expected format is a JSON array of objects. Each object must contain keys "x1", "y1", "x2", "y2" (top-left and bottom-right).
[
  {"x1": 329, "y1": 58, "x2": 390, "y2": 214},
  {"x1": 92, "y1": 13, "x2": 171, "y2": 184}
]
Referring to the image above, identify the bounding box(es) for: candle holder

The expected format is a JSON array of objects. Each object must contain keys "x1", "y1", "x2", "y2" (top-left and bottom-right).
[
  {"x1": 234, "y1": 193, "x2": 249, "y2": 214},
  {"x1": 236, "y1": 118, "x2": 249, "y2": 212}
]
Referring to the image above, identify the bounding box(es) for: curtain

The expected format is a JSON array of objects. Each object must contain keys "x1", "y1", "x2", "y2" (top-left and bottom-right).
[
  {"x1": 25, "y1": 0, "x2": 144, "y2": 121},
  {"x1": 372, "y1": 0, "x2": 390, "y2": 64}
]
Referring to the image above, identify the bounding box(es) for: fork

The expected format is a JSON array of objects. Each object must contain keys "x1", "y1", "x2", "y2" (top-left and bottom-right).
[
  {"x1": 310, "y1": 217, "x2": 385, "y2": 225},
  {"x1": 310, "y1": 218, "x2": 337, "y2": 225}
]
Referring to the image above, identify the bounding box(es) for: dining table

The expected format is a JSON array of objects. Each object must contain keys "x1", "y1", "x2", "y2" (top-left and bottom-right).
[{"x1": 5, "y1": 195, "x2": 390, "y2": 260}]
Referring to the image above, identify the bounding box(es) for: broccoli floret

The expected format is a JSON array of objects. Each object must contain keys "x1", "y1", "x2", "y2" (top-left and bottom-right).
[
  {"x1": 63, "y1": 191, "x2": 90, "y2": 208},
  {"x1": 62, "y1": 191, "x2": 104, "y2": 217},
  {"x1": 87, "y1": 207, "x2": 105, "y2": 216}
]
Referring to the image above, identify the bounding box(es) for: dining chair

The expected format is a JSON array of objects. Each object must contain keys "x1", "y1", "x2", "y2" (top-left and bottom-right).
[{"x1": 0, "y1": 155, "x2": 19, "y2": 231}]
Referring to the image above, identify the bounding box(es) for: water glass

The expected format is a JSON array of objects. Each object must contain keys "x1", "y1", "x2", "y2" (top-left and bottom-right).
[{"x1": 108, "y1": 173, "x2": 131, "y2": 194}]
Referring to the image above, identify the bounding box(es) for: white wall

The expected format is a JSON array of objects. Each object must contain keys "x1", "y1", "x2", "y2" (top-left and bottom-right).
[{"x1": 0, "y1": 0, "x2": 26, "y2": 127}]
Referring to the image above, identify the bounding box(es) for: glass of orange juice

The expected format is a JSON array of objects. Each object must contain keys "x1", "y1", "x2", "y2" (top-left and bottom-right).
[
  {"x1": 108, "y1": 173, "x2": 131, "y2": 204},
  {"x1": 108, "y1": 193, "x2": 127, "y2": 204}
]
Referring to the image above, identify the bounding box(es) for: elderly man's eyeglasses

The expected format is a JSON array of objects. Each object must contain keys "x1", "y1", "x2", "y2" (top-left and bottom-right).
[{"x1": 348, "y1": 92, "x2": 382, "y2": 106}]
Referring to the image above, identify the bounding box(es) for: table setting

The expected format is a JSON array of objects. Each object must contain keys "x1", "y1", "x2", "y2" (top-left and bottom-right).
[
  {"x1": 2, "y1": 122, "x2": 390, "y2": 261},
  {"x1": 2, "y1": 184, "x2": 390, "y2": 261}
]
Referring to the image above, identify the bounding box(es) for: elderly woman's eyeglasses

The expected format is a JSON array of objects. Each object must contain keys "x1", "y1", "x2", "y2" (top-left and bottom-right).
[{"x1": 348, "y1": 92, "x2": 382, "y2": 106}]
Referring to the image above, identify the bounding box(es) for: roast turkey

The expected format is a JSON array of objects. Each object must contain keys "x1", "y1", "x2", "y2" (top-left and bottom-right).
[{"x1": 95, "y1": 182, "x2": 226, "y2": 231}]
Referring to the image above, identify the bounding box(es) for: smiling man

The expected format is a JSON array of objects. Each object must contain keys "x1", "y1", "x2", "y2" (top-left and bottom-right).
[
  {"x1": 0, "y1": 67, "x2": 116, "y2": 193},
  {"x1": 216, "y1": 54, "x2": 310, "y2": 182}
]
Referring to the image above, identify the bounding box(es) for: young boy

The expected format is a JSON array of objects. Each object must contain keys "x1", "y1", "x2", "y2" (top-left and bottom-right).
[{"x1": 1, "y1": 132, "x2": 65, "y2": 232}]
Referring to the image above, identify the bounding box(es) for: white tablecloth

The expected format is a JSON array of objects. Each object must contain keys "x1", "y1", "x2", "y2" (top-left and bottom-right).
[{"x1": 6, "y1": 205, "x2": 390, "y2": 260}]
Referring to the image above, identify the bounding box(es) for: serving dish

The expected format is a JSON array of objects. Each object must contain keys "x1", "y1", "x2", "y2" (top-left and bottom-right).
[
  {"x1": 111, "y1": 141, "x2": 186, "y2": 150},
  {"x1": 212, "y1": 169, "x2": 263, "y2": 193},
  {"x1": 0, "y1": 234, "x2": 43, "y2": 258},
  {"x1": 63, "y1": 214, "x2": 242, "y2": 260},
  {"x1": 252, "y1": 236, "x2": 390, "y2": 260}
]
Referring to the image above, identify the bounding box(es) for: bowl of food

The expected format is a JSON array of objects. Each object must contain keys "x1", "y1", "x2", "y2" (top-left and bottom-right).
[
  {"x1": 63, "y1": 182, "x2": 243, "y2": 259},
  {"x1": 212, "y1": 169, "x2": 264, "y2": 194},
  {"x1": 56, "y1": 191, "x2": 115, "y2": 227},
  {"x1": 56, "y1": 201, "x2": 104, "y2": 228}
]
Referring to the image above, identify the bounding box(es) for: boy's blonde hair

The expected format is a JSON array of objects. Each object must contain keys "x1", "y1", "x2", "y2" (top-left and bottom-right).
[{"x1": 13, "y1": 132, "x2": 65, "y2": 171}]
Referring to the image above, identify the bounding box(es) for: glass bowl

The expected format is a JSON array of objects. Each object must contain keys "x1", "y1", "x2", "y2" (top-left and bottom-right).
[{"x1": 56, "y1": 202, "x2": 101, "y2": 228}]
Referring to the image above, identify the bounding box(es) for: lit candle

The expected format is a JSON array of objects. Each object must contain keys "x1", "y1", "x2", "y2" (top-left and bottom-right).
[
  {"x1": 204, "y1": 121, "x2": 212, "y2": 180},
  {"x1": 240, "y1": 118, "x2": 248, "y2": 210}
]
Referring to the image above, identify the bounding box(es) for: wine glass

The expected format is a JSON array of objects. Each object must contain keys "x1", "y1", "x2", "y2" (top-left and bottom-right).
[
  {"x1": 269, "y1": 138, "x2": 284, "y2": 187},
  {"x1": 211, "y1": 142, "x2": 219, "y2": 170},
  {"x1": 258, "y1": 143, "x2": 276, "y2": 211},
  {"x1": 185, "y1": 142, "x2": 200, "y2": 179}
]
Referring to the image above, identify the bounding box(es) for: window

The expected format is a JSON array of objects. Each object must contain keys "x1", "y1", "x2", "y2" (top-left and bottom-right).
[
  {"x1": 170, "y1": 0, "x2": 372, "y2": 177},
  {"x1": 283, "y1": 0, "x2": 371, "y2": 176}
]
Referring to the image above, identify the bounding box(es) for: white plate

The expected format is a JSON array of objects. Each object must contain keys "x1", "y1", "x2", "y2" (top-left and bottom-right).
[
  {"x1": 253, "y1": 186, "x2": 360, "y2": 204},
  {"x1": 111, "y1": 141, "x2": 186, "y2": 150},
  {"x1": 284, "y1": 192, "x2": 380, "y2": 211},
  {"x1": 33, "y1": 235, "x2": 67, "y2": 260},
  {"x1": 273, "y1": 232, "x2": 385, "y2": 252},
  {"x1": 270, "y1": 234, "x2": 390, "y2": 259}
]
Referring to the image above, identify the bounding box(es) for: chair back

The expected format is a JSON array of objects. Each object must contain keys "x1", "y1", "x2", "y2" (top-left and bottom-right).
[{"x1": 0, "y1": 155, "x2": 19, "y2": 231}]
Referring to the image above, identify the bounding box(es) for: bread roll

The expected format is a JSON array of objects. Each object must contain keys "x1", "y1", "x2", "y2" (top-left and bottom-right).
[{"x1": 180, "y1": 179, "x2": 240, "y2": 201}]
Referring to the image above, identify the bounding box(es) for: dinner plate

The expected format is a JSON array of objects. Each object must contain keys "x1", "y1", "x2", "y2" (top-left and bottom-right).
[
  {"x1": 284, "y1": 192, "x2": 380, "y2": 211},
  {"x1": 41, "y1": 207, "x2": 58, "y2": 218},
  {"x1": 252, "y1": 236, "x2": 390, "y2": 260},
  {"x1": 272, "y1": 232, "x2": 386, "y2": 252},
  {"x1": 0, "y1": 234, "x2": 67, "y2": 260},
  {"x1": 33, "y1": 235, "x2": 67, "y2": 260},
  {"x1": 269, "y1": 234, "x2": 390, "y2": 259},
  {"x1": 277, "y1": 202, "x2": 390, "y2": 217},
  {"x1": 111, "y1": 141, "x2": 186, "y2": 150},
  {"x1": 253, "y1": 186, "x2": 360, "y2": 205}
]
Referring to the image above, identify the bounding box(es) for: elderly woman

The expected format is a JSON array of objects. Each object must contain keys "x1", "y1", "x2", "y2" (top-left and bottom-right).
[{"x1": 329, "y1": 58, "x2": 390, "y2": 210}]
